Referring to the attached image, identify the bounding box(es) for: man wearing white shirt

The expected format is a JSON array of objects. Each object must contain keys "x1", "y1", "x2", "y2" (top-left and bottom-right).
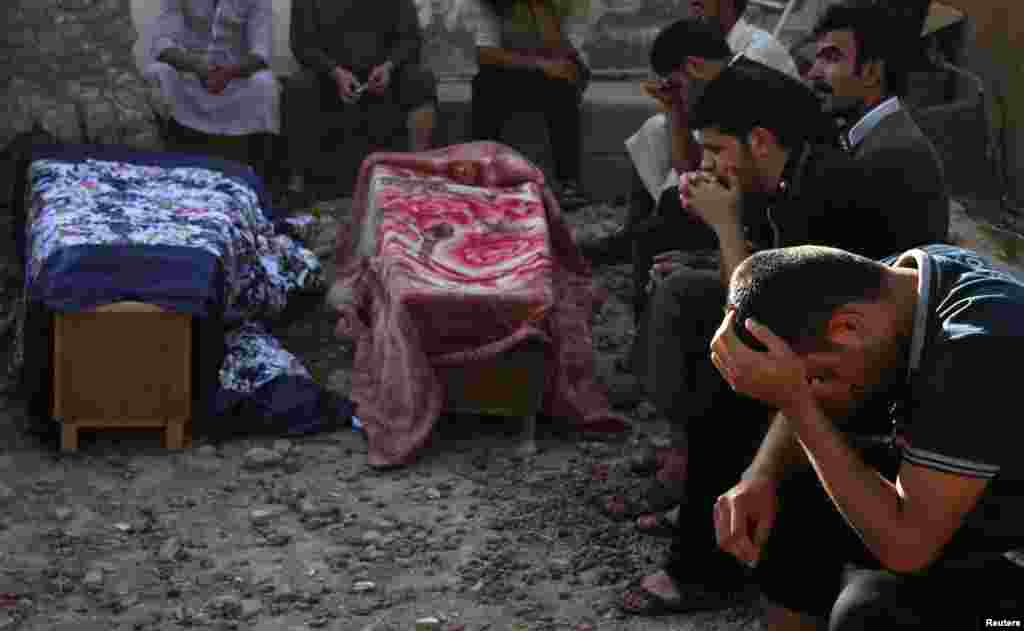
[{"x1": 807, "y1": 1, "x2": 949, "y2": 246}]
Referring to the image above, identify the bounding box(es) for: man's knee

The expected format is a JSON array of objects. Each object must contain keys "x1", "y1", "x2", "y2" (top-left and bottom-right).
[
  {"x1": 830, "y1": 571, "x2": 928, "y2": 631},
  {"x1": 649, "y1": 268, "x2": 723, "y2": 324},
  {"x1": 396, "y1": 64, "x2": 438, "y2": 111},
  {"x1": 249, "y1": 70, "x2": 279, "y2": 95}
]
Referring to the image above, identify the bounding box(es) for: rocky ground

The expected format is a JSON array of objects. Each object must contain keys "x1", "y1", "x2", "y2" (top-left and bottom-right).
[
  {"x1": 0, "y1": 199, "x2": 769, "y2": 631},
  {"x1": 1, "y1": 195, "x2": 1023, "y2": 631}
]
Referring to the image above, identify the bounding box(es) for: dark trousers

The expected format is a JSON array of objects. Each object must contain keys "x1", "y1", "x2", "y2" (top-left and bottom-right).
[
  {"x1": 471, "y1": 65, "x2": 582, "y2": 183},
  {"x1": 165, "y1": 117, "x2": 278, "y2": 186},
  {"x1": 284, "y1": 66, "x2": 438, "y2": 178},
  {"x1": 640, "y1": 264, "x2": 773, "y2": 588},
  {"x1": 756, "y1": 464, "x2": 1023, "y2": 629},
  {"x1": 623, "y1": 166, "x2": 718, "y2": 327}
]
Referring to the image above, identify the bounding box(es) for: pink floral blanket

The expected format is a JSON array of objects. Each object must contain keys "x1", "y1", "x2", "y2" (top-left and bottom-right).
[{"x1": 329, "y1": 142, "x2": 628, "y2": 466}]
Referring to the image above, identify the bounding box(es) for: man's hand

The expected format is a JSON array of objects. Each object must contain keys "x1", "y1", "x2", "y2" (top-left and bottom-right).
[
  {"x1": 333, "y1": 66, "x2": 359, "y2": 104},
  {"x1": 714, "y1": 475, "x2": 779, "y2": 567},
  {"x1": 367, "y1": 61, "x2": 394, "y2": 96},
  {"x1": 710, "y1": 309, "x2": 817, "y2": 415},
  {"x1": 203, "y1": 65, "x2": 238, "y2": 95},
  {"x1": 679, "y1": 170, "x2": 742, "y2": 233},
  {"x1": 645, "y1": 249, "x2": 719, "y2": 294},
  {"x1": 538, "y1": 59, "x2": 579, "y2": 84}
]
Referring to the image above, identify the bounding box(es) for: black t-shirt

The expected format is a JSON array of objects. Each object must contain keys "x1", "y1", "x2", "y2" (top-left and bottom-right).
[
  {"x1": 747, "y1": 143, "x2": 939, "y2": 261},
  {"x1": 886, "y1": 245, "x2": 1024, "y2": 547}
]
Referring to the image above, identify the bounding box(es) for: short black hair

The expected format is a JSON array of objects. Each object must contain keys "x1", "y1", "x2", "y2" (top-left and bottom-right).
[
  {"x1": 813, "y1": 1, "x2": 912, "y2": 97},
  {"x1": 728, "y1": 245, "x2": 886, "y2": 352},
  {"x1": 690, "y1": 60, "x2": 826, "y2": 150},
  {"x1": 649, "y1": 18, "x2": 733, "y2": 77},
  {"x1": 734, "y1": 0, "x2": 750, "y2": 17}
]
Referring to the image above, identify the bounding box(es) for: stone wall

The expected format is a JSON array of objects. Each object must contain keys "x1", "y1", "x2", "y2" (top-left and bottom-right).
[{"x1": 1, "y1": 0, "x2": 164, "y2": 154}]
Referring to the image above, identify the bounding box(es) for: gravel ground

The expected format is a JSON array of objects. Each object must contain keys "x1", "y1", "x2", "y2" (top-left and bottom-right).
[
  {"x1": 0, "y1": 198, "x2": 767, "y2": 631},
  {"x1": 4, "y1": 192, "x2": 1024, "y2": 630}
]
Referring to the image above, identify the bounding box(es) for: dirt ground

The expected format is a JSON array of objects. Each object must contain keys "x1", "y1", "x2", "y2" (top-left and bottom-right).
[{"x1": 0, "y1": 198, "x2": 777, "y2": 631}]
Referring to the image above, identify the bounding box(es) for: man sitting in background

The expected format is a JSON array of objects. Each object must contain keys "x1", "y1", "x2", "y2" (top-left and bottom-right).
[
  {"x1": 286, "y1": 0, "x2": 438, "y2": 203},
  {"x1": 148, "y1": 0, "x2": 280, "y2": 180},
  {"x1": 808, "y1": 1, "x2": 949, "y2": 245}
]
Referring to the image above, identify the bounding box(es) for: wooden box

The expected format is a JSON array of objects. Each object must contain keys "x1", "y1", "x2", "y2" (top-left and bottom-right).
[{"x1": 52, "y1": 301, "x2": 192, "y2": 451}]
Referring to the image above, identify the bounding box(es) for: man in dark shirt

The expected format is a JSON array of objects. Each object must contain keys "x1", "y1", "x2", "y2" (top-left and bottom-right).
[
  {"x1": 710, "y1": 244, "x2": 1024, "y2": 629},
  {"x1": 285, "y1": 0, "x2": 438, "y2": 199},
  {"x1": 808, "y1": 1, "x2": 949, "y2": 246},
  {"x1": 621, "y1": 62, "x2": 948, "y2": 616}
]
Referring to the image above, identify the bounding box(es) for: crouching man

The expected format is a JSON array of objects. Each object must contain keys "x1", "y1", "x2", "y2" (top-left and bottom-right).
[{"x1": 710, "y1": 244, "x2": 1024, "y2": 630}]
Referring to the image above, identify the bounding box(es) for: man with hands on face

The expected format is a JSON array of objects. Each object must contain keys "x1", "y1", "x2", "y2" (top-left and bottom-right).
[
  {"x1": 286, "y1": 0, "x2": 439, "y2": 200},
  {"x1": 621, "y1": 62, "x2": 946, "y2": 617},
  {"x1": 709, "y1": 244, "x2": 1024, "y2": 630}
]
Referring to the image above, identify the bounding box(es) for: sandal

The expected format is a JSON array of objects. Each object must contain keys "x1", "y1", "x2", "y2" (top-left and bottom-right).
[{"x1": 619, "y1": 576, "x2": 740, "y2": 616}]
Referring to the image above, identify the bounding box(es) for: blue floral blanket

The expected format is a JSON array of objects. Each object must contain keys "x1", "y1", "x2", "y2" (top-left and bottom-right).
[{"x1": 11, "y1": 153, "x2": 339, "y2": 431}]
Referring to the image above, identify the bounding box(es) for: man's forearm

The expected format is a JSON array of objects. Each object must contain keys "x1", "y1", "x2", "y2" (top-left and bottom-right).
[
  {"x1": 743, "y1": 411, "x2": 808, "y2": 482},
  {"x1": 157, "y1": 47, "x2": 209, "y2": 78},
  {"x1": 666, "y1": 110, "x2": 699, "y2": 174},
  {"x1": 235, "y1": 53, "x2": 269, "y2": 78},
  {"x1": 716, "y1": 223, "x2": 750, "y2": 288},
  {"x1": 783, "y1": 399, "x2": 924, "y2": 572}
]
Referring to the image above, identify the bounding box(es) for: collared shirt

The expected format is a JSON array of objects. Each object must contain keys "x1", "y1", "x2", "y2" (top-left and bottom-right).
[
  {"x1": 847, "y1": 96, "x2": 902, "y2": 149},
  {"x1": 880, "y1": 245, "x2": 1024, "y2": 546},
  {"x1": 153, "y1": 0, "x2": 272, "y2": 67}
]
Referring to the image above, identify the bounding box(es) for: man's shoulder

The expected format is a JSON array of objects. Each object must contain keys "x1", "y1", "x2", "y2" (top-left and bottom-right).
[{"x1": 858, "y1": 108, "x2": 939, "y2": 160}]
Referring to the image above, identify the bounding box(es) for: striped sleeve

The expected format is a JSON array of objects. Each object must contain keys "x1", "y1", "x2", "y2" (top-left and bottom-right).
[{"x1": 902, "y1": 337, "x2": 1016, "y2": 480}]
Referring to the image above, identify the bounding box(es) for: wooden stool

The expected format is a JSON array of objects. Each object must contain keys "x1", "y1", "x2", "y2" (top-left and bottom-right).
[
  {"x1": 436, "y1": 340, "x2": 547, "y2": 455},
  {"x1": 53, "y1": 301, "x2": 192, "y2": 451}
]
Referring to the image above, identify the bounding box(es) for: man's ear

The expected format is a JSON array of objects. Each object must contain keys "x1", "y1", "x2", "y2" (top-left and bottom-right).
[
  {"x1": 686, "y1": 56, "x2": 713, "y2": 80},
  {"x1": 747, "y1": 127, "x2": 777, "y2": 159},
  {"x1": 858, "y1": 59, "x2": 885, "y2": 90},
  {"x1": 824, "y1": 309, "x2": 865, "y2": 349}
]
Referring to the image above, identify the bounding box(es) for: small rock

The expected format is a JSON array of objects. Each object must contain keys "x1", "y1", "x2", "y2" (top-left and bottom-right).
[
  {"x1": 0, "y1": 483, "x2": 14, "y2": 504},
  {"x1": 415, "y1": 617, "x2": 441, "y2": 631},
  {"x1": 112, "y1": 522, "x2": 133, "y2": 533},
  {"x1": 360, "y1": 530, "x2": 383, "y2": 544},
  {"x1": 244, "y1": 448, "x2": 283, "y2": 469},
  {"x1": 351, "y1": 581, "x2": 376, "y2": 593},
  {"x1": 272, "y1": 439, "x2": 293, "y2": 455},
  {"x1": 240, "y1": 599, "x2": 263, "y2": 619},
  {"x1": 83, "y1": 569, "x2": 104, "y2": 590},
  {"x1": 197, "y1": 445, "x2": 219, "y2": 458},
  {"x1": 53, "y1": 506, "x2": 74, "y2": 521},
  {"x1": 425, "y1": 488, "x2": 442, "y2": 501},
  {"x1": 250, "y1": 505, "x2": 288, "y2": 525},
  {"x1": 209, "y1": 595, "x2": 242, "y2": 618},
  {"x1": 159, "y1": 537, "x2": 183, "y2": 562},
  {"x1": 299, "y1": 500, "x2": 338, "y2": 519}
]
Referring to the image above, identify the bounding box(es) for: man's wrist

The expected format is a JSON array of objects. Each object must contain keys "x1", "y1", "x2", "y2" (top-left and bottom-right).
[{"x1": 780, "y1": 394, "x2": 822, "y2": 432}]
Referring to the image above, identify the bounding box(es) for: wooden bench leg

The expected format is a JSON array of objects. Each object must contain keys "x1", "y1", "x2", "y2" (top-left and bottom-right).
[
  {"x1": 164, "y1": 419, "x2": 186, "y2": 450},
  {"x1": 61, "y1": 423, "x2": 79, "y2": 452},
  {"x1": 517, "y1": 413, "x2": 538, "y2": 456}
]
